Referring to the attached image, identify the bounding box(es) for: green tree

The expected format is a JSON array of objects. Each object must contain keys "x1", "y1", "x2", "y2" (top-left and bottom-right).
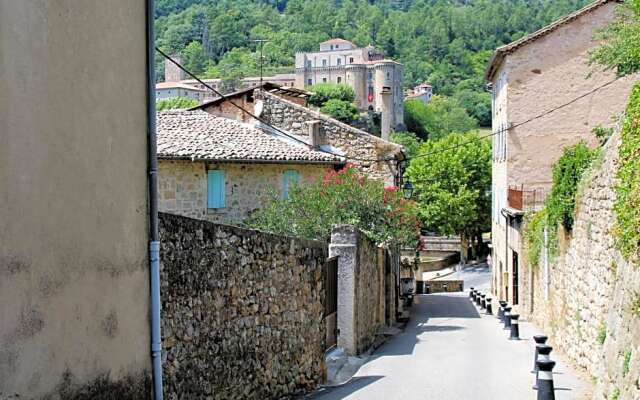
[
  {"x1": 156, "y1": 97, "x2": 200, "y2": 111},
  {"x1": 404, "y1": 99, "x2": 431, "y2": 138},
  {"x1": 404, "y1": 97, "x2": 478, "y2": 139},
  {"x1": 181, "y1": 41, "x2": 208, "y2": 76},
  {"x1": 248, "y1": 166, "x2": 421, "y2": 246},
  {"x1": 405, "y1": 132, "x2": 491, "y2": 259},
  {"x1": 454, "y1": 90, "x2": 492, "y2": 127},
  {"x1": 308, "y1": 83, "x2": 356, "y2": 107},
  {"x1": 320, "y1": 99, "x2": 359, "y2": 122},
  {"x1": 589, "y1": 0, "x2": 640, "y2": 77},
  {"x1": 390, "y1": 131, "x2": 422, "y2": 159},
  {"x1": 204, "y1": 47, "x2": 258, "y2": 91}
]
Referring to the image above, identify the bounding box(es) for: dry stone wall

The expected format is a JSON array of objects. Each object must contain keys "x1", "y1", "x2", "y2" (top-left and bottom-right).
[
  {"x1": 258, "y1": 91, "x2": 403, "y2": 185},
  {"x1": 159, "y1": 212, "x2": 328, "y2": 400},
  {"x1": 520, "y1": 132, "x2": 640, "y2": 400}
]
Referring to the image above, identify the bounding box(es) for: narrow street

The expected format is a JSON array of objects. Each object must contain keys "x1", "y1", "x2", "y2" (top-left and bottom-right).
[{"x1": 309, "y1": 265, "x2": 590, "y2": 400}]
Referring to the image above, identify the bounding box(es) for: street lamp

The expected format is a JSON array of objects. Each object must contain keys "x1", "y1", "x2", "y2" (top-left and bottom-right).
[{"x1": 402, "y1": 180, "x2": 414, "y2": 199}]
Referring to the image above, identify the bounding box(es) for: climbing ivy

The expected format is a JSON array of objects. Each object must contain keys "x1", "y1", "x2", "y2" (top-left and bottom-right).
[
  {"x1": 614, "y1": 83, "x2": 640, "y2": 264},
  {"x1": 524, "y1": 142, "x2": 600, "y2": 268}
]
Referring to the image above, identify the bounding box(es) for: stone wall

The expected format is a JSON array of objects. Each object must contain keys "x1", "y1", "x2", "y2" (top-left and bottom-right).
[
  {"x1": 519, "y1": 132, "x2": 640, "y2": 400},
  {"x1": 158, "y1": 160, "x2": 332, "y2": 225},
  {"x1": 158, "y1": 213, "x2": 328, "y2": 399},
  {"x1": 329, "y1": 225, "x2": 391, "y2": 355},
  {"x1": 258, "y1": 91, "x2": 403, "y2": 185}
]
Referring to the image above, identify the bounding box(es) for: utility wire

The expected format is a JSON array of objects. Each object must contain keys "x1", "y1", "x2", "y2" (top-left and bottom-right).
[
  {"x1": 156, "y1": 48, "x2": 386, "y2": 163},
  {"x1": 157, "y1": 48, "x2": 622, "y2": 165}
]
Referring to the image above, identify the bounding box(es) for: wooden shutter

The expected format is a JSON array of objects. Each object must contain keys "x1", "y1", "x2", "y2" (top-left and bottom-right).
[
  {"x1": 282, "y1": 170, "x2": 300, "y2": 200},
  {"x1": 207, "y1": 170, "x2": 225, "y2": 209}
]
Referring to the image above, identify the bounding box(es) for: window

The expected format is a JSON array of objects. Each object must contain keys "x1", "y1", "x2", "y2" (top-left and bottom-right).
[
  {"x1": 337, "y1": 77, "x2": 342, "y2": 83},
  {"x1": 207, "y1": 170, "x2": 225, "y2": 209},
  {"x1": 322, "y1": 59, "x2": 327, "y2": 67},
  {"x1": 330, "y1": 45, "x2": 334, "y2": 50},
  {"x1": 336, "y1": 45, "x2": 339, "y2": 49},
  {"x1": 322, "y1": 78, "x2": 327, "y2": 83},
  {"x1": 282, "y1": 170, "x2": 300, "y2": 199},
  {"x1": 307, "y1": 78, "x2": 312, "y2": 86},
  {"x1": 337, "y1": 58, "x2": 342, "y2": 66},
  {"x1": 349, "y1": 57, "x2": 354, "y2": 63}
]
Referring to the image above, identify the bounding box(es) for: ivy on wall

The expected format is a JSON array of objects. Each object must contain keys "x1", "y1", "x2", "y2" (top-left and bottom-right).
[
  {"x1": 524, "y1": 142, "x2": 600, "y2": 268},
  {"x1": 614, "y1": 82, "x2": 640, "y2": 264}
]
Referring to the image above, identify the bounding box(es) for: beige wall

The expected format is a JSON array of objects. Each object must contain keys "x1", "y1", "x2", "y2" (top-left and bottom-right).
[
  {"x1": 490, "y1": 1, "x2": 638, "y2": 307},
  {"x1": 0, "y1": 1, "x2": 150, "y2": 398},
  {"x1": 158, "y1": 160, "x2": 333, "y2": 224}
]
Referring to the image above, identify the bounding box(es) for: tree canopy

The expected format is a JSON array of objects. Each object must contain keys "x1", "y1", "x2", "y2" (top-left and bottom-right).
[
  {"x1": 155, "y1": 0, "x2": 593, "y2": 121},
  {"x1": 405, "y1": 132, "x2": 491, "y2": 239},
  {"x1": 404, "y1": 96, "x2": 477, "y2": 139},
  {"x1": 156, "y1": 97, "x2": 199, "y2": 111}
]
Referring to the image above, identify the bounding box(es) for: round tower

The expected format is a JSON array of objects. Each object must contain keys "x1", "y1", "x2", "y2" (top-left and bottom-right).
[
  {"x1": 345, "y1": 63, "x2": 367, "y2": 110},
  {"x1": 374, "y1": 61, "x2": 396, "y2": 132}
]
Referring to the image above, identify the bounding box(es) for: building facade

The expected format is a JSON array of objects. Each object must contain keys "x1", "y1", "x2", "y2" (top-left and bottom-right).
[
  {"x1": 294, "y1": 39, "x2": 404, "y2": 135},
  {"x1": 486, "y1": 0, "x2": 635, "y2": 309},
  {"x1": 156, "y1": 81, "x2": 207, "y2": 102},
  {"x1": 156, "y1": 111, "x2": 343, "y2": 224},
  {"x1": 406, "y1": 83, "x2": 433, "y2": 103},
  {"x1": 1, "y1": 1, "x2": 151, "y2": 397}
]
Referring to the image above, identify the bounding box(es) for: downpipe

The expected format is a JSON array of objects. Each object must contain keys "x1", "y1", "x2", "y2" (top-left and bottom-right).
[{"x1": 145, "y1": 0, "x2": 163, "y2": 397}]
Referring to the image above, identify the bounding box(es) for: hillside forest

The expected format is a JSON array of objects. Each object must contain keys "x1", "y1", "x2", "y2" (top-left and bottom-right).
[{"x1": 155, "y1": 0, "x2": 592, "y2": 130}]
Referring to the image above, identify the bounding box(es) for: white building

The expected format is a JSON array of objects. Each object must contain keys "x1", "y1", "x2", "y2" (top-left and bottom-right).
[{"x1": 155, "y1": 82, "x2": 206, "y2": 102}]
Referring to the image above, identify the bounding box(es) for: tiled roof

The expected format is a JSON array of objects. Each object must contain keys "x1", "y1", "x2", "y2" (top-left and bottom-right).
[
  {"x1": 321, "y1": 38, "x2": 355, "y2": 45},
  {"x1": 485, "y1": 0, "x2": 622, "y2": 80},
  {"x1": 157, "y1": 110, "x2": 343, "y2": 164}
]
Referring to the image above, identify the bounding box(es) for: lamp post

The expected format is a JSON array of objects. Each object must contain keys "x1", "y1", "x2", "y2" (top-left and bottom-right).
[{"x1": 403, "y1": 180, "x2": 414, "y2": 200}]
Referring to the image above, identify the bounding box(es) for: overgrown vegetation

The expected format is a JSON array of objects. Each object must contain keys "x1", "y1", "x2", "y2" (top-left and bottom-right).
[
  {"x1": 404, "y1": 96, "x2": 477, "y2": 139},
  {"x1": 156, "y1": 97, "x2": 199, "y2": 111},
  {"x1": 630, "y1": 292, "x2": 640, "y2": 318},
  {"x1": 319, "y1": 99, "x2": 360, "y2": 122},
  {"x1": 614, "y1": 83, "x2": 640, "y2": 263},
  {"x1": 524, "y1": 143, "x2": 600, "y2": 267},
  {"x1": 390, "y1": 131, "x2": 421, "y2": 159},
  {"x1": 592, "y1": 124, "x2": 615, "y2": 145},
  {"x1": 623, "y1": 350, "x2": 632, "y2": 377},
  {"x1": 597, "y1": 324, "x2": 607, "y2": 346},
  {"x1": 307, "y1": 83, "x2": 355, "y2": 107},
  {"x1": 248, "y1": 165, "x2": 420, "y2": 246}
]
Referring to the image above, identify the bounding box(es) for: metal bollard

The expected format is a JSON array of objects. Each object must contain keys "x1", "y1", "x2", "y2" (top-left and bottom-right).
[
  {"x1": 535, "y1": 359, "x2": 556, "y2": 400},
  {"x1": 533, "y1": 345, "x2": 553, "y2": 389},
  {"x1": 508, "y1": 314, "x2": 520, "y2": 340},
  {"x1": 532, "y1": 335, "x2": 549, "y2": 372},
  {"x1": 498, "y1": 301, "x2": 506, "y2": 321},
  {"x1": 481, "y1": 294, "x2": 487, "y2": 310},
  {"x1": 485, "y1": 298, "x2": 493, "y2": 315},
  {"x1": 472, "y1": 290, "x2": 477, "y2": 302},
  {"x1": 476, "y1": 292, "x2": 482, "y2": 306},
  {"x1": 469, "y1": 287, "x2": 474, "y2": 299},
  {"x1": 503, "y1": 306, "x2": 512, "y2": 329}
]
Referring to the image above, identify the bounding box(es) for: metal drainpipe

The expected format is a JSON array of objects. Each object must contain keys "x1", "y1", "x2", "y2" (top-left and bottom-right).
[
  {"x1": 501, "y1": 209, "x2": 509, "y2": 303},
  {"x1": 145, "y1": 0, "x2": 163, "y2": 398}
]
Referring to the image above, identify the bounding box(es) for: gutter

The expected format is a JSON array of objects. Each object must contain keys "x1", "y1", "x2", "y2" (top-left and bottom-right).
[{"x1": 145, "y1": 0, "x2": 163, "y2": 398}]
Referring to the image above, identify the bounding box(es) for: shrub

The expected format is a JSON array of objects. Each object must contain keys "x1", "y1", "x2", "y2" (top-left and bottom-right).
[
  {"x1": 247, "y1": 165, "x2": 421, "y2": 247},
  {"x1": 156, "y1": 97, "x2": 199, "y2": 111},
  {"x1": 623, "y1": 350, "x2": 632, "y2": 377},
  {"x1": 390, "y1": 131, "x2": 422, "y2": 159},
  {"x1": 308, "y1": 83, "x2": 355, "y2": 107},
  {"x1": 614, "y1": 82, "x2": 640, "y2": 263},
  {"x1": 320, "y1": 99, "x2": 359, "y2": 122},
  {"x1": 597, "y1": 324, "x2": 607, "y2": 345}
]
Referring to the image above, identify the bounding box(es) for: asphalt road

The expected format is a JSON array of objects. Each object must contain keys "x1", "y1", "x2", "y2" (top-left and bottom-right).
[{"x1": 309, "y1": 265, "x2": 589, "y2": 400}]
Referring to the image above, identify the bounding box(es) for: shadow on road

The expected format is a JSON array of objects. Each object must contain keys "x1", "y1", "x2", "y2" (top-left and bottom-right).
[
  {"x1": 303, "y1": 376, "x2": 384, "y2": 399},
  {"x1": 419, "y1": 294, "x2": 481, "y2": 319}
]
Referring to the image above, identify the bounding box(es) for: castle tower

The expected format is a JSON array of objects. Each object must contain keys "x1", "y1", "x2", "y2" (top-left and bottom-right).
[
  {"x1": 165, "y1": 55, "x2": 185, "y2": 82},
  {"x1": 374, "y1": 61, "x2": 396, "y2": 132},
  {"x1": 345, "y1": 64, "x2": 367, "y2": 110}
]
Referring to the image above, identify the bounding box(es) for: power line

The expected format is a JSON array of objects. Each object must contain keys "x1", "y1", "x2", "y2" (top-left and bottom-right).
[{"x1": 156, "y1": 48, "x2": 387, "y2": 163}]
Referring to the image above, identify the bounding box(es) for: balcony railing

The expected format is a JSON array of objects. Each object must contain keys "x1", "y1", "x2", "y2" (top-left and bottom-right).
[{"x1": 508, "y1": 185, "x2": 547, "y2": 212}]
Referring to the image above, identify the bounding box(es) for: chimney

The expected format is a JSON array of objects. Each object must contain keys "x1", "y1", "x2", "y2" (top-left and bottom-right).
[
  {"x1": 306, "y1": 120, "x2": 325, "y2": 149},
  {"x1": 165, "y1": 55, "x2": 186, "y2": 82}
]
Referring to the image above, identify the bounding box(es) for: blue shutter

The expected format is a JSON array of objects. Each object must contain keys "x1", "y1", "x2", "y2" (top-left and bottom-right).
[
  {"x1": 207, "y1": 170, "x2": 225, "y2": 209},
  {"x1": 282, "y1": 170, "x2": 300, "y2": 200}
]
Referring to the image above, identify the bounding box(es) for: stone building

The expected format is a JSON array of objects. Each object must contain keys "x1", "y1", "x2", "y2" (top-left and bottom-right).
[
  {"x1": 295, "y1": 38, "x2": 404, "y2": 137},
  {"x1": 486, "y1": 0, "x2": 636, "y2": 307},
  {"x1": 155, "y1": 81, "x2": 207, "y2": 102},
  {"x1": 406, "y1": 83, "x2": 433, "y2": 103},
  {"x1": 194, "y1": 89, "x2": 406, "y2": 186},
  {"x1": 157, "y1": 110, "x2": 344, "y2": 224},
  {"x1": 1, "y1": 1, "x2": 152, "y2": 397}
]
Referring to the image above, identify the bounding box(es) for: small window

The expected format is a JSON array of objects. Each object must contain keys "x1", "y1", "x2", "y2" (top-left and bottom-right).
[
  {"x1": 349, "y1": 57, "x2": 354, "y2": 63},
  {"x1": 336, "y1": 45, "x2": 339, "y2": 49},
  {"x1": 330, "y1": 45, "x2": 334, "y2": 50},
  {"x1": 282, "y1": 170, "x2": 300, "y2": 200},
  {"x1": 337, "y1": 58, "x2": 342, "y2": 66},
  {"x1": 322, "y1": 59, "x2": 327, "y2": 67},
  {"x1": 207, "y1": 170, "x2": 225, "y2": 209},
  {"x1": 322, "y1": 78, "x2": 327, "y2": 83},
  {"x1": 307, "y1": 78, "x2": 313, "y2": 85},
  {"x1": 337, "y1": 77, "x2": 342, "y2": 83}
]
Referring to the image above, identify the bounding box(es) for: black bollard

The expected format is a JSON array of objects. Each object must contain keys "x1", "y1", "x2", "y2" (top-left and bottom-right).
[
  {"x1": 532, "y1": 335, "x2": 549, "y2": 372},
  {"x1": 498, "y1": 301, "x2": 506, "y2": 321},
  {"x1": 485, "y1": 298, "x2": 493, "y2": 315},
  {"x1": 481, "y1": 294, "x2": 487, "y2": 310},
  {"x1": 476, "y1": 292, "x2": 482, "y2": 306},
  {"x1": 503, "y1": 306, "x2": 512, "y2": 329},
  {"x1": 472, "y1": 290, "x2": 477, "y2": 302},
  {"x1": 535, "y1": 360, "x2": 556, "y2": 400},
  {"x1": 508, "y1": 314, "x2": 520, "y2": 340},
  {"x1": 533, "y1": 345, "x2": 553, "y2": 389},
  {"x1": 469, "y1": 287, "x2": 475, "y2": 299}
]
